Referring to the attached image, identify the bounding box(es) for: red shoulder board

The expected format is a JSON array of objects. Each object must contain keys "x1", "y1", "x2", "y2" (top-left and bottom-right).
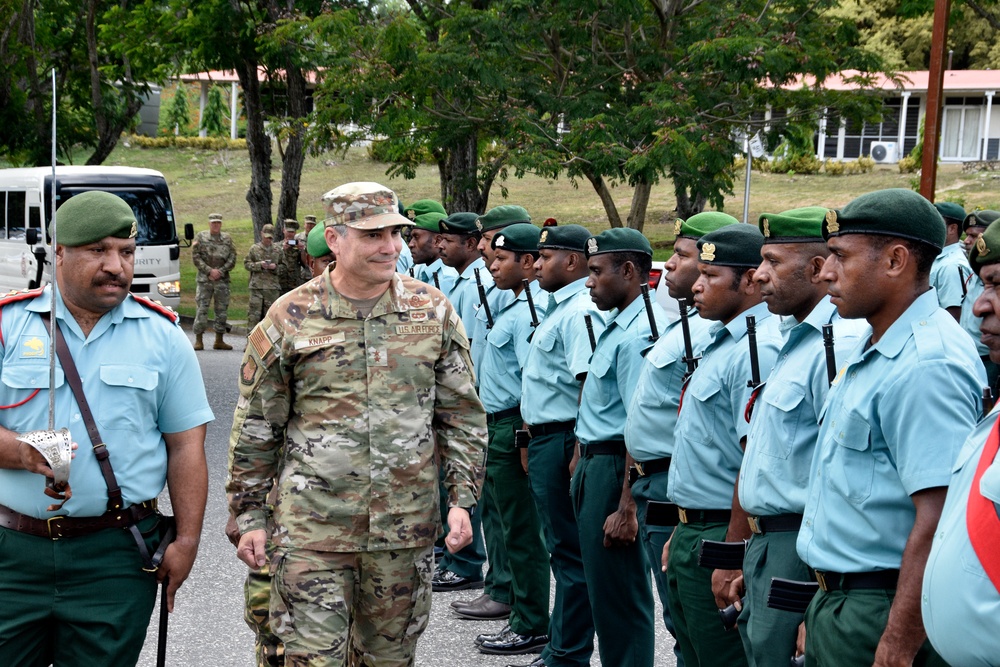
[
  {"x1": 131, "y1": 294, "x2": 180, "y2": 323},
  {"x1": 0, "y1": 287, "x2": 45, "y2": 308}
]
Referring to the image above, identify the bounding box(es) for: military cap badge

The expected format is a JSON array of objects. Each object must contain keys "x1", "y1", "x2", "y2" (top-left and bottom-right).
[
  {"x1": 977, "y1": 235, "x2": 989, "y2": 257},
  {"x1": 825, "y1": 210, "x2": 839, "y2": 234},
  {"x1": 540, "y1": 230, "x2": 548, "y2": 243},
  {"x1": 440, "y1": 222, "x2": 449, "y2": 232},
  {"x1": 700, "y1": 242, "x2": 717, "y2": 262},
  {"x1": 130, "y1": 221, "x2": 138, "y2": 238},
  {"x1": 407, "y1": 209, "x2": 416, "y2": 220},
  {"x1": 495, "y1": 235, "x2": 506, "y2": 247},
  {"x1": 673, "y1": 219, "x2": 682, "y2": 236},
  {"x1": 762, "y1": 218, "x2": 771, "y2": 238},
  {"x1": 587, "y1": 238, "x2": 598, "y2": 254},
  {"x1": 476, "y1": 218, "x2": 484, "y2": 231}
]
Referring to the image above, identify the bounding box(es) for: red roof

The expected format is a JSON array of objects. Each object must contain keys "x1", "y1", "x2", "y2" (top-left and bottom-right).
[
  {"x1": 178, "y1": 69, "x2": 319, "y2": 85},
  {"x1": 783, "y1": 69, "x2": 1000, "y2": 93}
]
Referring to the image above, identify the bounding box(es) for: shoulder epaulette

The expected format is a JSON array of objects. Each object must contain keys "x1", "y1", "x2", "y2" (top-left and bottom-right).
[
  {"x1": 0, "y1": 287, "x2": 45, "y2": 308},
  {"x1": 131, "y1": 294, "x2": 180, "y2": 323}
]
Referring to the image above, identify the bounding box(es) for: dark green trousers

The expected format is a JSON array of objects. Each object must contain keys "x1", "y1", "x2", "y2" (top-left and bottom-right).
[
  {"x1": 631, "y1": 473, "x2": 683, "y2": 666},
  {"x1": 485, "y1": 416, "x2": 550, "y2": 636},
  {"x1": 805, "y1": 588, "x2": 946, "y2": 667},
  {"x1": 0, "y1": 516, "x2": 162, "y2": 667},
  {"x1": 571, "y1": 451, "x2": 655, "y2": 667},
  {"x1": 666, "y1": 520, "x2": 749, "y2": 667},
  {"x1": 737, "y1": 530, "x2": 810, "y2": 667},
  {"x1": 527, "y1": 430, "x2": 594, "y2": 666}
]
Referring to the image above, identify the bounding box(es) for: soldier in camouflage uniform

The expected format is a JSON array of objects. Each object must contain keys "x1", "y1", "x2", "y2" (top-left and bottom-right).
[
  {"x1": 244, "y1": 224, "x2": 283, "y2": 332},
  {"x1": 279, "y1": 219, "x2": 304, "y2": 294},
  {"x1": 297, "y1": 215, "x2": 317, "y2": 284},
  {"x1": 228, "y1": 181, "x2": 486, "y2": 667},
  {"x1": 192, "y1": 213, "x2": 237, "y2": 350}
]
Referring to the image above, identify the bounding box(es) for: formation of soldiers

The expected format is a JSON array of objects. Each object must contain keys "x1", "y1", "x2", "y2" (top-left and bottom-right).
[{"x1": 225, "y1": 186, "x2": 1000, "y2": 667}]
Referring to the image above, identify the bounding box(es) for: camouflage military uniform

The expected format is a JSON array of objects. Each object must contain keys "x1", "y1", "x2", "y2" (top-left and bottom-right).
[
  {"x1": 245, "y1": 242, "x2": 283, "y2": 331},
  {"x1": 192, "y1": 229, "x2": 236, "y2": 334},
  {"x1": 295, "y1": 231, "x2": 312, "y2": 284},
  {"x1": 279, "y1": 242, "x2": 304, "y2": 293},
  {"x1": 228, "y1": 272, "x2": 486, "y2": 667}
]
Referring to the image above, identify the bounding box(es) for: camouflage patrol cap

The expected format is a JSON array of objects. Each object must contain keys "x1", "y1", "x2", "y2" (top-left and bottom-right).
[
  {"x1": 492, "y1": 223, "x2": 541, "y2": 253},
  {"x1": 964, "y1": 209, "x2": 1000, "y2": 232},
  {"x1": 478, "y1": 205, "x2": 531, "y2": 233},
  {"x1": 438, "y1": 212, "x2": 480, "y2": 235},
  {"x1": 675, "y1": 212, "x2": 740, "y2": 240},
  {"x1": 697, "y1": 224, "x2": 764, "y2": 267},
  {"x1": 538, "y1": 224, "x2": 591, "y2": 252},
  {"x1": 283, "y1": 218, "x2": 299, "y2": 232},
  {"x1": 759, "y1": 207, "x2": 827, "y2": 243},
  {"x1": 261, "y1": 224, "x2": 275, "y2": 238},
  {"x1": 585, "y1": 228, "x2": 652, "y2": 258},
  {"x1": 404, "y1": 199, "x2": 447, "y2": 222},
  {"x1": 321, "y1": 182, "x2": 414, "y2": 230},
  {"x1": 306, "y1": 223, "x2": 332, "y2": 258},
  {"x1": 822, "y1": 189, "x2": 945, "y2": 250},
  {"x1": 934, "y1": 201, "x2": 966, "y2": 226},
  {"x1": 414, "y1": 211, "x2": 447, "y2": 232},
  {"x1": 208, "y1": 213, "x2": 223, "y2": 222},
  {"x1": 304, "y1": 214, "x2": 317, "y2": 225},
  {"x1": 52, "y1": 191, "x2": 137, "y2": 247}
]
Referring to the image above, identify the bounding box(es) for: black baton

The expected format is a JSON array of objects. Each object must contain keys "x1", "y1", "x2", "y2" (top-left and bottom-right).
[
  {"x1": 474, "y1": 268, "x2": 494, "y2": 329},
  {"x1": 746, "y1": 315, "x2": 761, "y2": 389},
  {"x1": 432, "y1": 271, "x2": 440, "y2": 290},
  {"x1": 640, "y1": 284, "x2": 659, "y2": 342},
  {"x1": 157, "y1": 578, "x2": 168, "y2": 667},
  {"x1": 822, "y1": 323, "x2": 837, "y2": 386},
  {"x1": 584, "y1": 314, "x2": 597, "y2": 353}
]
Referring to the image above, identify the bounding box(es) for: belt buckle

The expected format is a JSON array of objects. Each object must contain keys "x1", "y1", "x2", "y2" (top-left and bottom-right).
[
  {"x1": 815, "y1": 571, "x2": 829, "y2": 592},
  {"x1": 677, "y1": 507, "x2": 689, "y2": 524},
  {"x1": 47, "y1": 515, "x2": 66, "y2": 540},
  {"x1": 748, "y1": 516, "x2": 762, "y2": 535},
  {"x1": 634, "y1": 461, "x2": 645, "y2": 477}
]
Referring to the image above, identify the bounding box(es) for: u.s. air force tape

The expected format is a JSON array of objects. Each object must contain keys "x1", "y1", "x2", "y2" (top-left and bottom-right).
[{"x1": 17, "y1": 428, "x2": 73, "y2": 487}]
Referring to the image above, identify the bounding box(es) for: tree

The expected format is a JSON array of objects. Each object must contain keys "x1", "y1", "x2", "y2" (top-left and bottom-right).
[
  {"x1": 200, "y1": 85, "x2": 227, "y2": 136},
  {"x1": 165, "y1": 83, "x2": 192, "y2": 136}
]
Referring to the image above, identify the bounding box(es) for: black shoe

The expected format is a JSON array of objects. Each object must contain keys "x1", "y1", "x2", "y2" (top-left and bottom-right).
[
  {"x1": 474, "y1": 624, "x2": 510, "y2": 646},
  {"x1": 453, "y1": 597, "x2": 511, "y2": 620},
  {"x1": 433, "y1": 545, "x2": 444, "y2": 562},
  {"x1": 451, "y1": 592, "x2": 490, "y2": 610},
  {"x1": 431, "y1": 569, "x2": 485, "y2": 592},
  {"x1": 506, "y1": 658, "x2": 546, "y2": 667},
  {"x1": 478, "y1": 629, "x2": 548, "y2": 655}
]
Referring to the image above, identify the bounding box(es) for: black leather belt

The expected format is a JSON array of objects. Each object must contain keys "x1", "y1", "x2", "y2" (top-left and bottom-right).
[
  {"x1": 677, "y1": 507, "x2": 731, "y2": 524},
  {"x1": 579, "y1": 441, "x2": 626, "y2": 457},
  {"x1": 748, "y1": 513, "x2": 803, "y2": 535},
  {"x1": 526, "y1": 420, "x2": 576, "y2": 436},
  {"x1": 645, "y1": 501, "x2": 680, "y2": 527},
  {"x1": 0, "y1": 500, "x2": 157, "y2": 540},
  {"x1": 486, "y1": 406, "x2": 521, "y2": 424},
  {"x1": 814, "y1": 569, "x2": 900, "y2": 592},
  {"x1": 635, "y1": 456, "x2": 671, "y2": 477}
]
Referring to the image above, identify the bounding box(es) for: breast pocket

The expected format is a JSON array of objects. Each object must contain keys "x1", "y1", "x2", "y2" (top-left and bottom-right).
[
  {"x1": 757, "y1": 382, "x2": 806, "y2": 459},
  {"x1": 588, "y1": 350, "x2": 614, "y2": 403},
  {"x1": 635, "y1": 349, "x2": 679, "y2": 409},
  {"x1": 97, "y1": 365, "x2": 158, "y2": 433},
  {"x1": 486, "y1": 328, "x2": 513, "y2": 377},
  {"x1": 826, "y1": 409, "x2": 874, "y2": 503},
  {"x1": 685, "y1": 380, "x2": 721, "y2": 444},
  {"x1": 0, "y1": 363, "x2": 64, "y2": 432}
]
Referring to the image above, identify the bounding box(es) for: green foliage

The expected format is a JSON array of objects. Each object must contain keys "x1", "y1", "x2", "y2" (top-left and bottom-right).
[
  {"x1": 201, "y1": 87, "x2": 228, "y2": 137},
  {"x1": 899, "y1": 117, "x2": 925, "y2": 173},
  {"x1": 164, "y1": 84, "x2": 193, "y2": 136},
  {"x1": 127, "y1": 134, "x2": 247, "y2": 150}
]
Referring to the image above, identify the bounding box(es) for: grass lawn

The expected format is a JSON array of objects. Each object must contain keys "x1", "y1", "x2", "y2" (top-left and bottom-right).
[{"x1": 98, "y1": 141, "x2": 1000, "y2": 320}]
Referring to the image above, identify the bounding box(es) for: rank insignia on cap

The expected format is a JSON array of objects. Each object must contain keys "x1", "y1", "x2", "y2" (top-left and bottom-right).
[
  {"x1": 540, "y1": 230, "x2": 548, "y2": 243},
  {"x1": 407, "y1": 209, "x2": 416, "y2": 220},
  {"x1": 825, "y1": 210, "x2": 839, "y2": 234},
  {"x1": 762, "y1": 218, "x2": 771, "y2": 238},
  {"x1": 977, "y1": 235, "x2": 989, "y2": 257},
  {"x1": 700, "y1": 242, "x2": 717, "y2": 262},
  {"x1": 476, "y1": 218, "x2": 483, "y2": 231},
  {"x1": 130, "y1": 221, "x2": 138, "y2": 238},
  {"x1": 495, "y1": 235, "x2": 506, "y2": 247},
  {"x1": 587, "y1": 238, "x2": 598, "y2": 254},
  {"x1": 673, "y1": 219, "x2": 682, "y2": 236}
]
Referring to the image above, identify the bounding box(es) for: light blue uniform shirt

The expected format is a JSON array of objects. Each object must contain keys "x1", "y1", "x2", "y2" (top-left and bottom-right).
[
  {"x1": 667, "y1": 302, "x2": 781, "y2": 510},
  {"x1": 930, "y1": 242, "x2": 972, "y2": 310},
  {"x1": 414, "y1": 259, "x2": 458, "y2": 296},
  {"x1": 479, "y1": 281, "x2": 547, "y2": 414},
  {"x1": 739, "y1": 297, "x2": 868, "y2": 516},
  {"x1": 396, "y1": 241, "x2": 413, "y2": 274},
  {"x1": 575, "y1": 295, "x2": 667, "y2": 445},
  {"x1": 521, "y1": 278, "x2": 605, "y2": 425},
  {"x1": 0, "y1": 287, "x2": 214, "y2": 518},
  {"x1": 445, "y1": 257, "x2": 509, "y2": 382},
  {"x1": 961, "y1": 273, "x2": 990, "y2": 356},
  {"x1": 797, "y1": 289, "x2": 985, "y2": 573},
  {"x1": 624, "y1": 307, "x2": 712, "y2": 462},
  {"x1": 923, "y1": 408, "x2": 1000, "y2": 667}
]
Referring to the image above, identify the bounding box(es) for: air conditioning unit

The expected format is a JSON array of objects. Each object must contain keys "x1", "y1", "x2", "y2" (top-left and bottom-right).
[{"x1": 870, "y1": 141, "x2": 899, "y2": 164}]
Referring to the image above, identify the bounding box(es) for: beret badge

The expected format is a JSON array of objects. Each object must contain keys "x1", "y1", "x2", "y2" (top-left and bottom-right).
[
  {"x1": 673, "y1": 220, "x2": 682, "y2": 236},
  {"x1": 762, "y1": 218, "x2": 771, "y2": 238},
  {"x1": 495, "y1": 235, "x2": 506, "y2": 247},
  {"x1": 540, "y1": 230, "x2": 548, "y2": 243},
  {"x1": 700, "y1": 242, "x2": 717, "y2": 262},
  {"x1": 407, "y1": 209, "x2": 416, "y2": 220},
  {"x1": 587, "y1": 238, "x2": 598, "y2": 254},
  {"x1": 130, "y1": 221, "x2": 138, "y2": 238},
  {"x1": 475, "y1": 218, "x2": 483, "y2": 231},
  {"x1": 825, "y1": 210, "x2": 839, "y2": 234},
  {"x1": 977, "y1": 235, "x2": 989, "y2": 257}
]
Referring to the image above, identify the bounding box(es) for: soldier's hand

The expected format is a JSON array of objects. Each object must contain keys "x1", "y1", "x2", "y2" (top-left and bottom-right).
[
  {"x1": 159, "y1": 535, "x2": 200, "y2": 613},
  {"x1": 445, "y1": 507, "x2": 473, "y2": 553},
  {"x1": 795, "y1": 622, "x2": 806, "y2": 658},
  {"x1": 712, "y1": 568, "x2": 743, "y2": 608},
  {"x1": 224, "y1": 514, "x2": 240, "y2": 548},
  {"x1": 568, "y1": 442, "x2": 581, "y2": 477},
  {"x1": 661, "y1": 533, "x2": 672, "y2": 572},
  {"x1": 209, "y1": 269, "x2": 222, "y2": 281},
  {"x1": 237, "y1": 529, "x2": 268, "y2": 569},
  {"x1": 520, "y1": 448, "x2": 528, "y2": 475},
  {"x1": 18, "y1": 440, "x2": 77, "y2": 510},
  {"x1": 602, "y1": 506, "x2": 638, "y2": 548}
]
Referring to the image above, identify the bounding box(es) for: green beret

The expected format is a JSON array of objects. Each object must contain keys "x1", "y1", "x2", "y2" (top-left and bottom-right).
[
  {"x1": 697, "y1": 224, "x2": 765, "y2": 267},
  {"x1": 934, "y1": 201, "x2": 966, "y2": 225},
  {"x1": 585, "y1": 228, "x2": 652, "y2": 258},
  {"x1": 306, "y1": 223, "x2": 331, "y2": 258},
  {"x1": 675, "y1": 212, "x2": 740, "y2": 240},
  {"x1": 964, "y1": 209, "x2": 1000, "y2": 232},
  {"x1": 539, "y1": 224, "x2": 591, "y2": 252},
  {"x1": 759, "y1": 207, "x2": 828, "y2": 243},
  {"x1": 404, "y1": 199, "x2": 447, "y2": 222},
  {"x1": 53, "y1": 191, "x2": 136, "y2": 247},
  {"x1": 969, "y1": 219, "x2": 1000, "y2": 276},
  {"x1": 413, "y1": 211, "x2": 447, "y2": 232},
  {"x1": 438, "y1": 212, "x2": 480, "y2": 235},
  {"x1": 823, "y1": 189, "x2": 945, "y2": 250},
  {"x1": 492, "y1": 223, "x2": 541, "y2": 253},
  {"x1": 478, "y1": 205, "x2": 531, "y2": 233}
]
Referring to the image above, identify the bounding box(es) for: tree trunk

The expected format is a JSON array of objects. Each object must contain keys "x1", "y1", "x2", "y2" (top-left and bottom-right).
[
  {"x1": 585, "y1": 171, "x2": 624, "y2": 228},
  {"x1": 237, "y1": 61, "x2": 273, "y2": 240},
  {"x1": 439, "y1": 132, "x2": 489, "y2": 213},
  {"x1": 626, "y1": 179, "x2": 652, "y2": 231},
  {"x1": 277, "y1": 64, "x2": 306, "y2": 223},
  {"x1": 674, "y1": 183, "x2": 707, "y2": 220}
]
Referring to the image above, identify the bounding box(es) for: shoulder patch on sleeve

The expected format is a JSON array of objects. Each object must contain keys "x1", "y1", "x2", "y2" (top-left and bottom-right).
[{"x1": 131, "y1": 294, "x2": 179, "y2": 323}]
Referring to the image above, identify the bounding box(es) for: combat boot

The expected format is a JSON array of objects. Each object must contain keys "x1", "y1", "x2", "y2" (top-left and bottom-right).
[
  {"x1": 214, "y1": 333, "x2": 233, "y2": 350},
  {"x1": 194, "y1": 333, "x2": 204, "y2": 350}
]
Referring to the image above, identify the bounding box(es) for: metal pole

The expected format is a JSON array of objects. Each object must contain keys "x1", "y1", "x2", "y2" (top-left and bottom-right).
[
  {"x1": 743, "y1": 134, "x2": 752, "y2": 224},
  {"x1": 49, "y1": 69, "x2": 57, "y2": 431},
  {"x1": 920, "y1": 0, "x2": 952, "y2": 201}
]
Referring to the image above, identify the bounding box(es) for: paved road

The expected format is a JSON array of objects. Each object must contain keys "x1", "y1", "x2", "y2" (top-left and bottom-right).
[{"x1": 138, "y1": 329, "x2": 678, "y2": 667}]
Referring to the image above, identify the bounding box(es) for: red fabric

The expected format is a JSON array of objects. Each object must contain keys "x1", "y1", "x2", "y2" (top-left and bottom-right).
[
  {"x1": 968, "y1": 417, "x2": 1000, "y2": 593},
  {"x1": 131, "y1": 294, "x2": 179, "y2": 323},
  {"x1": 744, "y1": 386, "x2": 762, "y2": 423}
]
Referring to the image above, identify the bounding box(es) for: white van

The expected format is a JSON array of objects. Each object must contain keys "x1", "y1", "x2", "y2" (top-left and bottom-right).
[{"x1": 0, "y1": 166, "x2": 184, "y2": 308}]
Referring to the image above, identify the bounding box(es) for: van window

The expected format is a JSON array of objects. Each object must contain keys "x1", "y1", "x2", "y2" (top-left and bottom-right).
[
  {"x1": 5, "y1": 191, "x2": 26, "y2": 239},
  {"x1": 49, "y1": 188, "x2": 175, "y2": 245}
]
